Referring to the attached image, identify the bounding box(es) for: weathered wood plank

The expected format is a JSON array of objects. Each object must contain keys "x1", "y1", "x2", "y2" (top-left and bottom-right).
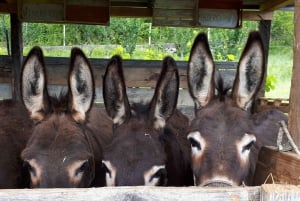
[
  {"x1": 253, "y1": 146, "x2": 300, "y2": 186},
  {"x1": 154, "y1": 0, "x2": 195, "y2": 9},
  {"x1": 288, "y1": 0, "x2": 300, "y2": 149},
  {"x1": 0, "y1": 57, "x2": 237, "y2": 89},
  {"x1": 261, "y1": 184, "x2": 300, "y2": 201},
  {"x1": 242, "y1": 11, "x2": 274, "y2": 21},
  {"x1": 0, "y1": 186, "x2": 261, "y2": 201},
  {"x1": 260, "y1": 0, "x2": 294, "y2": 11},
  {"x1": 110, "y1": 6, "x2": 152, "y2": 17},
  {"x1": 0, "y1": 83, "x2": 11, "y2": 99}
]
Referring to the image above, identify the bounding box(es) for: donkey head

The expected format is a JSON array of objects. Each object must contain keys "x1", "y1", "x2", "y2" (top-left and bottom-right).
[
  {"x1": 21, "y1": 47, "x2": 96, "y2": 187},
  {"x1": 102, "y1": 55, "x2": 180, "y2": 186},
  {"x1": 187, "y1": 31, "x2": 269, "y2": 186}
]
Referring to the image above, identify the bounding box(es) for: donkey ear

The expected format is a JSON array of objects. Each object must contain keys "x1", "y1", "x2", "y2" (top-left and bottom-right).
[
  {"x1": 149, "y1": 56, "x2": 179, "y2": 129},
  {"x1": 103, "y1": 55, "x2": 131, "y2": 125},
  {"x1": 188, "y1": 33, "x2": 215, "y2": 110},
  {"x1": 232, "y1": 31, "x2": 265, "y2": 110},
  {"x1": 21, "y1": 46, "x2": 50, "y2": 122},
  {"x1": 68, "y1": 47, "x2": 95, "y2": 122}
]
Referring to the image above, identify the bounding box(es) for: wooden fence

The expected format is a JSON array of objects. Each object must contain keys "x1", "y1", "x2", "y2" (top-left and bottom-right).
[{"x1": 0, "y1": 185, "x2": 298, "y2": 201}]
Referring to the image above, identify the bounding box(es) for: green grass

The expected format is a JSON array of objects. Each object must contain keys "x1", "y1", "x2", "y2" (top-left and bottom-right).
[{"x1": 265, "y1": 46, "x2": 293, "y2": 99}]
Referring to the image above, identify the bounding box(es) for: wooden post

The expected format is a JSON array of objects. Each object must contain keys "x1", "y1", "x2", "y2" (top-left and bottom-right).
[
  {"x1": 289, "y1": 0, "x2": 300, "y2": 148},
  {"x1": 10, "y1": 13, "x2": 23, "y2": 101}
]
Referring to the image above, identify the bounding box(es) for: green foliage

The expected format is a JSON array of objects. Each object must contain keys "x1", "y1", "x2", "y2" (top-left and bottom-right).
[
  {"x1": 226, "y1": 54, "x2": 235, "y2": 61},
  {"x1": 271, "y1": 11, "x2": 294, "y2": 47},
  {"x1": 265, "y1": 75, "x2": 278, "y2": 92},
  {"x1": 111, "y1": 45, "x2": 131, "y2": 59}
]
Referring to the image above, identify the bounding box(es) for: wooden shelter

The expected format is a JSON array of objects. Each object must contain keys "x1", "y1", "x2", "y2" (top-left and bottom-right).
[{"x1": 0, "y1": 0, "x2": 300, "y2": 200}]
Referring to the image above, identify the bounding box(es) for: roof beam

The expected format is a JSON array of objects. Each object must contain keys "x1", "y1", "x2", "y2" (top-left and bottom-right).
[
  {"x1": 111, "y1": 6, "x2": 152, "y2": 17},
  {"x1": 0, "y1": 3, "x2": 17, "y2": 14},
  {"x1": 260, "y1": 0, "x2": 294, "y2": 11},
  {"x1": 242, "y1": 11, "x2": 274, "y2": 21}
]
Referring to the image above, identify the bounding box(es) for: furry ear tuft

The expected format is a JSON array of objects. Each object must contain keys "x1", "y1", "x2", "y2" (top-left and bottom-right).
[
  {"x1": 21, "y1": 46, "x2": 50, "y2": 122},
  {"x1": 68, "y1": 47, "x2": 95, "y2": 122}
]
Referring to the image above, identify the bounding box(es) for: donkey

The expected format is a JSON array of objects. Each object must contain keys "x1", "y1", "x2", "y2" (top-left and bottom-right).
[
  {"x1": 186, "y1": 31, "x2": 288, "y2": 186},
  {"x1": 20, "y1": 46, "x2": 112, "y2": 187},
  {"x1": 101, "y1": 55, "x2": 193, "y2": 186},
  {"x1": 0, "y1": 100, "x2": 32, "y2": 188}
]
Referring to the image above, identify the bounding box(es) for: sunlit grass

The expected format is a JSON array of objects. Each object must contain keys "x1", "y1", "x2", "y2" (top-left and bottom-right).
[{"x1": 265, "y1": 46, "x2": 293, "y2": 98}]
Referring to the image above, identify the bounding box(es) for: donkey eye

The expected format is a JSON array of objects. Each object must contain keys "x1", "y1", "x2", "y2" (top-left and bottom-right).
[
  {"x1": 150, "y1": 168, "x2": 167, "y2": 186},
  {"x1": 102, "y1": 160, "x2": 116, "y2": 186},
  {"x1": 189, "y1": 137, "x2": 201, "y2": 150},
  {"x1": 242, "y1": 140, "x2": 255, "y2": 152},
  {"x1": 76, "y1": 161, "x2": 90, "y2": 175},
  {"x1": 23, "y1": 161, "x2": 36, "y2": 176},
  {"x1": 102, "y1": 162, "x2": 112, "y2": 177}
]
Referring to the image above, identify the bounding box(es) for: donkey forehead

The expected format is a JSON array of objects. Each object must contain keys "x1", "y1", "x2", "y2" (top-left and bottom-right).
[
  {"x1": 104, "y1": 131, "x2": 165, "y2": 160},
  {"x1": 104, "y1": 122, "x2": 165, "y2": 162},
  {"x1": 24, "y1": 115, "x2": 91, "y2": 158},
  {"x1": 193, "y1": 101, "x2": 253, "y2": 134}
]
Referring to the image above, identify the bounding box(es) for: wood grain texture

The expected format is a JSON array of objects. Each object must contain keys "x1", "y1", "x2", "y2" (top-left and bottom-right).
[
  {"x1": 0, "y1": 57, "x2": 237, "y2": 89},
  {"x1": 0, "y1": 186, "x2": 260, "y2": 201},
  {"x1": 253, "y1": 146, "x2": 300, "y2": 186},
  {"x1": 261, "y1": 184, "x2": 300, "y2": 201},
  {"x1": 288, "y1": 0, "x2": 300, "y2": 149}
]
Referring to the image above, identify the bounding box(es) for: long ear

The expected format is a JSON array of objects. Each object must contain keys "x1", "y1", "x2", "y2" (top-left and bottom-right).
[
  {"x1": 232, "y1": 31, "x2": 265, "y2": 110},
  {"x1": 188, "y1": 33, "x2": 215, "y2": 110},
  {"x1": 149, "y1": 56, "x2": 179, "y2": 129},
  {"x1": 103, "y1": 55, "x2": 131, "y2": 125},
  {"x1": 68, "y1": 47, "x2": 95, "y2": 122},
  {"x1": 21, "y1": 46, "x2": 50, "y2": 122}
]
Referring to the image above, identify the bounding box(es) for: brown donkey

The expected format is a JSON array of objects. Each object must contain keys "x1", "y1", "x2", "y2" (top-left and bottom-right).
[
  {"x1": 101, "y1": 55, "x2": 193, "y2": 186},
  {"x1": 20, "y1": 47, "x2": 112, "y2": 187},
  {"x1": 187, "y1": 31, "x2": 287, "y2": 186},
  {"x1": 0, "y1": 100, "x2": 32, "y2": 188}
]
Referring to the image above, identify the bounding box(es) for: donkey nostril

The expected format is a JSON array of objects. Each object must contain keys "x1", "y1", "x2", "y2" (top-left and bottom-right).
[{"x1": 203, "y1": 180, "x2": 233, "y2": 187}]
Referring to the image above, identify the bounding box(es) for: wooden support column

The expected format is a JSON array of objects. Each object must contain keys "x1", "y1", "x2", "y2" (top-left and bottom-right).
[
  {"x1": 289, "y1": 0, "x2": 300, "y2": 148},
  {"x1": 259, "y1": 20, "x2": 272, "y2": 97},
  {"x1": 10, "y1": 13, "x2": 23, "y2": 101}
]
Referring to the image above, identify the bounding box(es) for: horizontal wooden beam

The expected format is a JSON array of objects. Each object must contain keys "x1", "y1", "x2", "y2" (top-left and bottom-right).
[
  {"x1": 260, "y1": 0, "x2": 294, "y2": 11},
  {"x1": 0, "y1": 3, "x2": 17, "y2": 14},
  {"x1": 0, "y1": 56, "x2": 237, "y2": 89},
  {"x1": 110, "y1": 6, "x2": 153, "y2": 17},
  {"x1": 253, "y1": 146, "x2": 300, "y2": 186},
  {"x1": 0, "y1": 186, "x2": 260, "y2": 201},
  {"x1": 242, "y1": 11, "x2": 274, "y2": 21}
]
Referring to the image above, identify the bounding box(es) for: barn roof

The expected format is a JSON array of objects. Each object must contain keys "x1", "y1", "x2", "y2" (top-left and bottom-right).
[{"x1": 0, "y1": 0, "x2": 294, "y2": 28}]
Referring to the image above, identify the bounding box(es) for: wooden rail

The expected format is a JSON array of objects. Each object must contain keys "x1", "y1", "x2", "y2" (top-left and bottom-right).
[
  {"x1": 0, "y1": 185, "x2": 298, "y2": 201},
  {"x1": 0, "y1": 56, "x2": 289, "y2": 113},
  {"x1": 0, "y1": 56, "x2": 237, "y2": 88},
  {"x1": 257, "y1": 97, "x2": 290, "y2": 113}
]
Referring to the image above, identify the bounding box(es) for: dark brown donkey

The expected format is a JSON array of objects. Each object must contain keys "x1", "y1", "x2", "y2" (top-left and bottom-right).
[
  {"x1": 187, "y1": 31, "x2": 288, "y2": 186},
  {"x1": 0, "y1": 100, "x2": 32, "y2": 188},
  {"x1": 20, "y1": 46, "x2": 112, "y2": 187},
  {"x1": 101, "y1": 55, "x2": 193, "y2": 186}
]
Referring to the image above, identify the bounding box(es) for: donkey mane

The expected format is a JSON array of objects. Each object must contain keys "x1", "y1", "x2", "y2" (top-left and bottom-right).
[
  {"x1": 48, "y1": 91, "x2": 69, "y2": 114},
  {"x1": 215, "y1": 76, "x2": 231, "y2": 102},
  {"x1": 130, "y1": 102, "x2": 153, "y2": 120}
]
